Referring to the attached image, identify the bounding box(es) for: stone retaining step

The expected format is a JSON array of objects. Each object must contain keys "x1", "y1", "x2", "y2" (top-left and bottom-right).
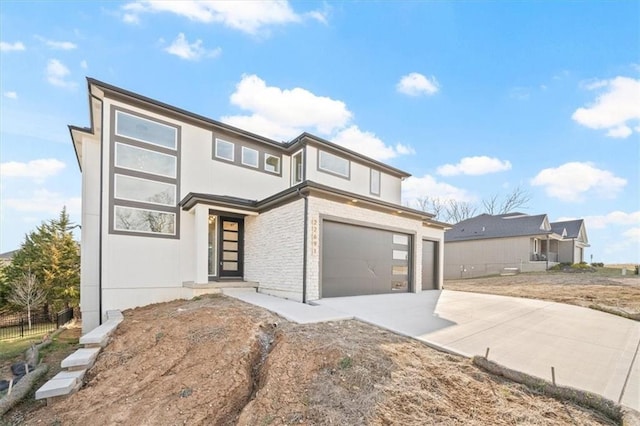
[
  {"x1": 60, "y1": 347, "x2": 101, "y2": 371},
  {"x1": 79, "y1": 318, "x2": 122, "y2": 347},
  {"x1": 35, "y1": 370, "x2": 85, "y2": 400}
]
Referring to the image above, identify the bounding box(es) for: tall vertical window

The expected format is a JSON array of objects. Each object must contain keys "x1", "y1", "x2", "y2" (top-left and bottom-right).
[
  {"x1": 370, "y1": 169, "x2": 381, "y2": 196},
  {"x1": 111, "y1": 108, "x2": 180, "y2": 238},
  {"x1": 291, "y1": 150, "x2": 303, "y2": 185}
]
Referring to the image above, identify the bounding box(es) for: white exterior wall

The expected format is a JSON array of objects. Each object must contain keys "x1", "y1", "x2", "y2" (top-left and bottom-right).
[
  {"x1": 245, "y1": 199, "x2": 305, "y2": 301},
  {"x1": 304, "y1": 146, "x2": 402, "y2": 204},
  {"x1": 79, "y1": 134, "x2": 102, "y2": 333},
  {"x1": 306, "y1": 196, "x2": 444, "y2": 300}
]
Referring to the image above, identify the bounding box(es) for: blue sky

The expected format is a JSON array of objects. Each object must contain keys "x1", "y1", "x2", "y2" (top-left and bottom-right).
[{"x1": 0, "y1": 1, "x2": 638, "y2": 263}]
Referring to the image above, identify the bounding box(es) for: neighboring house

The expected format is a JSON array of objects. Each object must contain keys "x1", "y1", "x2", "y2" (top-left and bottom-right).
[
  {"x1": 71, "y1": 78, "x2": 448, "y2": 333},
  {"x1": 0, "y1": 250, "x2": 17, "y2": 268},
  {"x1": 443, "y1": 213, "x2": 589, "y2": 279}
]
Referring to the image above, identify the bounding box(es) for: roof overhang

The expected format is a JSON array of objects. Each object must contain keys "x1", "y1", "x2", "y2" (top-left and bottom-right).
[{"x1": 180, "y1": 181, "x2": 449, "y2": 230}]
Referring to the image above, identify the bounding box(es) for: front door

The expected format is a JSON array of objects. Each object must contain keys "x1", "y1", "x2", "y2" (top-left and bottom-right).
[{"x1": 219, "y1": 217, "x2": 243, "y2": 278}]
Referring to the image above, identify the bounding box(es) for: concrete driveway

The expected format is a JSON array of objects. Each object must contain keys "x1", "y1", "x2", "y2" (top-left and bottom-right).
[{"x1": 314, "y1": 290, "x2": 640, "y2": 410}]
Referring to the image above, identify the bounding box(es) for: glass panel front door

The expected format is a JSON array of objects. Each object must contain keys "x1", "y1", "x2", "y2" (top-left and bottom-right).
[{"x1": 219, "y1": 217, "x2": 243, "y2": 278}]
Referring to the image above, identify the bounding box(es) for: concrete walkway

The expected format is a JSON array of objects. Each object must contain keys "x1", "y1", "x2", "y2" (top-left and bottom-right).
[{"x1": 224, "y1": 288, "x2": 639, "y2": 410}]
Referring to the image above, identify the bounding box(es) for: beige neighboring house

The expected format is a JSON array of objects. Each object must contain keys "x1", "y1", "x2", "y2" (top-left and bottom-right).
[
  {"x1": 0, "y1": 250, "x2": 17, "y2": 268},
  {"x1": 444, "y1": 213, "x2": 589, "y2": 279},
  {"x1": 70, "y1": 78, "x2": 449, "y2": 334}
]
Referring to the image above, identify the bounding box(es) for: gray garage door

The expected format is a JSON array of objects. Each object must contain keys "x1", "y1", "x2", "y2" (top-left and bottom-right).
[
  {"x1": 422, "y1": 240, "x2": 438, "y2": 290},
  {"x1": 322, "y1": 221, "x2": 411, "y2": 297}
]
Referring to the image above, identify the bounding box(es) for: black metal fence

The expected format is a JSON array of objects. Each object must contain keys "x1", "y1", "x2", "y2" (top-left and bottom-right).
[{"x1": 0, "y1": 307, "x2": 74, "y2": 340}]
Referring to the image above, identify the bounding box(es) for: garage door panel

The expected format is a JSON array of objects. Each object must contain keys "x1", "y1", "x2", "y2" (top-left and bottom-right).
[{"x1": 322, "y1": 221, "x2": 410, "y2": 297}]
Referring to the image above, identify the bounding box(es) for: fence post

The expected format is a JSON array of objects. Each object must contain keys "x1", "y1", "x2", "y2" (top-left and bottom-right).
[
  {"x1": 20, "y1": 317, "x2": 24, "y2": 338},
  {"x1": 56, "y1": 312, "x2": 60, "y2": 328}
]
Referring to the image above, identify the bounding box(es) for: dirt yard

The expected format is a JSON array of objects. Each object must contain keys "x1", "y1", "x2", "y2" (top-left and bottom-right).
[
  {"x1": 6, "y1": 295, "x2": 617, "y2": 425},
  {"x1": 445, "y1": 271, "x2": 640, "y2": 318}
]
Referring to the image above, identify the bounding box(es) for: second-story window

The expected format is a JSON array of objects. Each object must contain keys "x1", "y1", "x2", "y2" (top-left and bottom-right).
[
  {"x1": 215, "y1": 139, "x2": 234, "y2": 162},
  {"x1": 370, "y1": 169, "x2": 381, "y2": 195},
  {"x1": 241, "y1": 147, "x2": 259, "y2": 168},
  {"x1": 318, "y1": 150, "x2": 350, "y2": 179},
  {"x1": 265, "y1": 154, "x2": 280, "y2": 174},
  {"x1": 291, "y1": 150, "x2": 303, "y2": 185}
]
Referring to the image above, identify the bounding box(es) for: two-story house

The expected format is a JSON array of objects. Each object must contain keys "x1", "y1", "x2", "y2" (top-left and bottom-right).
[{"x1": 70, "y1": 78, "x2": 447, "y2": 333}]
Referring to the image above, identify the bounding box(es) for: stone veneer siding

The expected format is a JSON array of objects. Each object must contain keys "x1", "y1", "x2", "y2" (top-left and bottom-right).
[{"x1": 244, "y1": 198, "x2": 305, "y2": 301}]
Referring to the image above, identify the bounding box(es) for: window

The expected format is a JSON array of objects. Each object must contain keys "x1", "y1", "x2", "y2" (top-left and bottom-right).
[
  {"x1": 115, "y1": 111, "x2": 177, "y2": 150},
  {"x1": 393, "y1": 234, "x2": 408, "y2": 245},
  {"x1": 318, "y1": 150, "x2": 349, "y2": 178},
  {"x1": 115, "y1": 143, "x2": 177, "y2": 178},
  {"x1": 392, "y1": 250, "x2": 408, "y2": 260},
  {"x1": 114, "y1": 206, "x2": 175, "y2": 235},
  {"x1": 241, "y1": 147, "x2": 259, "y2": 168},
  {"x1": 291, "y1": 150, "x2": 303, "y2": 185},
  {"x1": 114, "y1": 175, "x2": 176, "y2": 206},
  {"x1": 265, "y1": 154, "x2": 281, "y2": 174},
  {"x1": 111, "y1": 108, "x2": 179, "y2": 238},
  {"x1": 370, "y1": 169, "x2": 381, "y2": 195},
  {"x1": 215, "y1": 139, "x2": 235, "y2": 161}
]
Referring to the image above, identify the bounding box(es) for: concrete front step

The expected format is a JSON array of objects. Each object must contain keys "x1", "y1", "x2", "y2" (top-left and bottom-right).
[
  {"x1": 35, "y1": 370, "x2": 85, "y2": 400},
  {"x1": 60, "y1": 347, "x2": 101, "y2": 371},
  {"x1": 182, "y1": 281, "x2": 258, "y2": 299}
]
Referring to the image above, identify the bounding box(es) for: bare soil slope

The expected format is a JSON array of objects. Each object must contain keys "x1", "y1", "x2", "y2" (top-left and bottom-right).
[{"x1": 15, "y1": 295, "x2": 615, "y2": 425}]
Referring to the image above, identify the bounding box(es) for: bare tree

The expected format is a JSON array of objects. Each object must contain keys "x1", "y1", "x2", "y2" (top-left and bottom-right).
[
  {"x1": 414, "y1": 196, "x2": 446, "y2": 221},
  {"x1": 9, "y1": 272, "x2": 47, "y2": 329},
  {"x1": 482, "y1": 185, "x2": 531, "y2": 215},
  {"x1": 446, "y1": 200, "x2": 478, "y2": 223}
]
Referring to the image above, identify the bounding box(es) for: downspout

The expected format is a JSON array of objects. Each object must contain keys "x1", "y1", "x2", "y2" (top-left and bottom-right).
[{"x1": 297, "y1": 188, "x2": 308, "y2": 304}]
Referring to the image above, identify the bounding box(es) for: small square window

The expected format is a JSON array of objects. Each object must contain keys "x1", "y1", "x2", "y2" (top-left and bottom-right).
[
  {"x1": 265, "y1": 154, "x2": 280, "y2": 174},
  {"x1": 242, "y1": 147, "x2": 259, "y2": 168},
  {"x1": 215, "y1": 139, "x2": 234, "y2": 162}
]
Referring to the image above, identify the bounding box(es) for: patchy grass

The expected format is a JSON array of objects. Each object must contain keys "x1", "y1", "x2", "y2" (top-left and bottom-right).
[{"x1": 0, "y1": 338, "x2": 43, "y2": 363}]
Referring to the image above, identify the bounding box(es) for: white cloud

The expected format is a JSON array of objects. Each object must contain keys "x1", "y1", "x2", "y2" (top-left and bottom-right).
[
  {"x1": 221, "y1": 74, "x2": 414, "y2": 161},
  {"x1": 3, "y1": 91, "x2": 17, "y2": 99},
  {"x1": 572, "y1": 76, "x2": 640, "y2": 139},
  {"x1": 396, "y1": 72, "x2": 439, "y2": 96},
  {"x1": 4, "y1": 189, "x2": 81, "y2": 215},
  {"x1": 437, "y1": 156, "x2": 512, "y2": 176},
  {"x1": 0, "y1": 41, "x2": 25, "y2": 52},
  {"x1": 531, "y1": 162, "x2": 626, "y2": 202},
  {"x1": 332, "y1": 126, "x2": 415, "y2": 161},
  {"x1": 574, "y1": 211, "x2": 640, "y2": 230},
  {"x1": 164, "y1": 33, "x2": 221, "y2": 61},
  {"x1": 122, "y1": 0, "x2": 322, "y2": 35},
  {"x1": 402, "y1": 174, "x2": 475, "y2": 206},
  {"x1": 45, "y1": 59, "x2": 76, "y2": 88},
  {"x1": 222, "y1": 74, "x2": 352, "y2": 138},
  {"x1": 623, "y1": 227, "x2": 640, "y2": 240},
  {"x1": 0, "y1": 159, "x2": 66, "y2": 183},
  {"x1": 80, "y1": 60, "x2": 88, "y2": 69},
  {"x1": 35, "y1": 35, "x2": 77, "y2": 50}
]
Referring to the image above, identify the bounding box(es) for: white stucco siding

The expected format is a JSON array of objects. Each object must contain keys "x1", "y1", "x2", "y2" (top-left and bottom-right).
[
  {"x1": 245, "y1": 199, "x2": 305, "y2": 301},
  {"x1": 180, "y1": 126, "x2": 290, "y2": 201},
  {"x1": 304, "y1": 146, "x2": 403, "y2": 204},
  {"x1": 101, "y1": 234, "x2": 183, "y2": 312},
  {"x1": 306, "y1": 196, "x2": 444, "y2": 300},
  {"x1": 79, "y1": 134, "x2": 102, "y2": 333}
]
